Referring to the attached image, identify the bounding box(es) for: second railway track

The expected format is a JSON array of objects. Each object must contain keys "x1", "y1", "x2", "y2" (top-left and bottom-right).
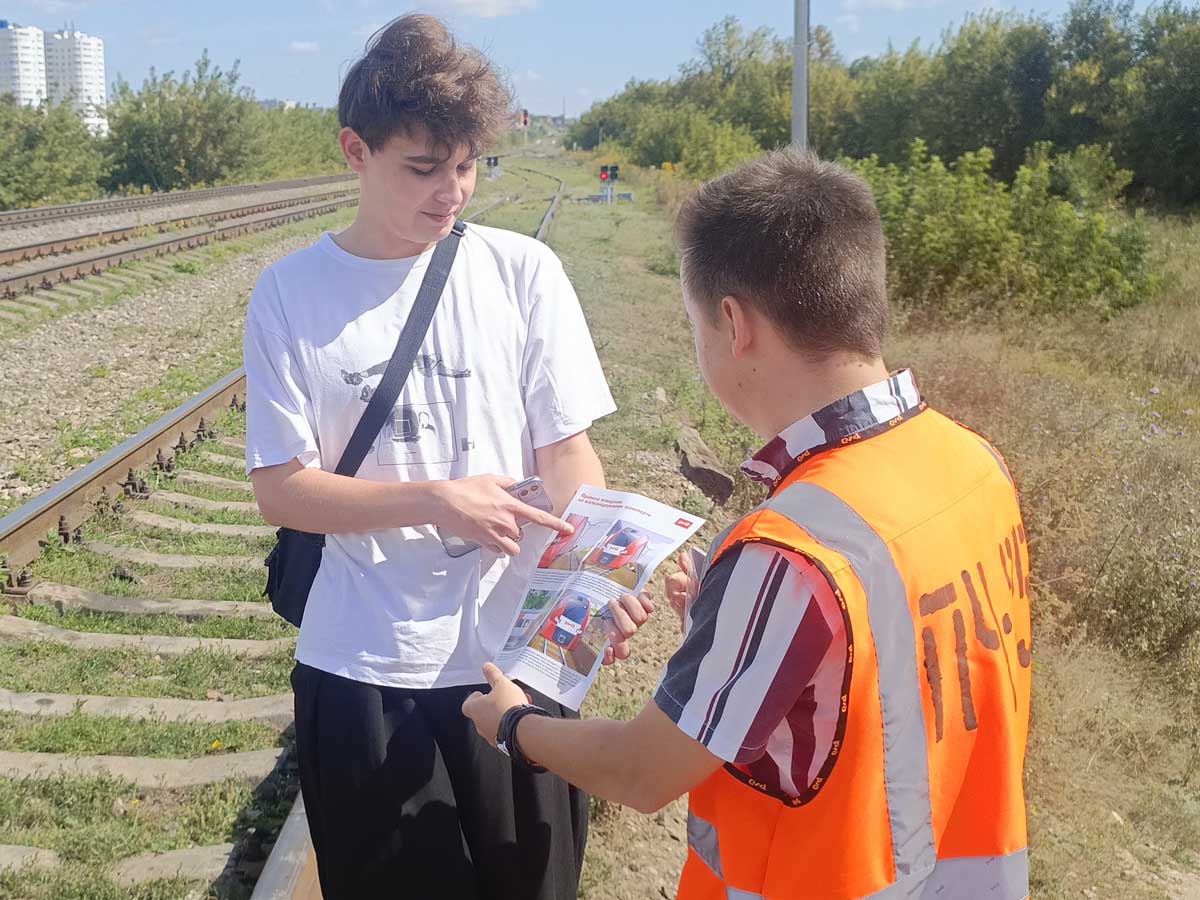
[
  {"x1": 0, "y1": 188, "x2": 358, "y2": 268},
  {"x1": 1, "y1": 193, "x2": 361, "y2": 300},
  {"x1": 0, "y1": 173, "x2": 357, "y2": 232}
]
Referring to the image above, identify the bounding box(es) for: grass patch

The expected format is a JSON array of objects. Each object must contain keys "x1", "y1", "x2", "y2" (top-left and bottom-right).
[
  {"x1": 13, "y1": 603, "x2": 294, "y2": 641},
  {"x1": 0, "y1": 710, "x2": 284, "y2": 758},
  {"x1": 174, "y1": 453, "x2": 250, "y2": 483},
  {"x1": 0, "y1": 642, "x2": 293, "y2": 700},
  {"x1": 474, "y1": 197, "x2": 553, "y2": 237},
  {"x1": 140, "y1": 499, "x2": 266, "y2": 528},
  {"x1": 211, "y1": 406, "x2": 247, "y2": 440},
  {"x1": 97, "y1": 520, "x2": 274, "y2": 558},
  {"x1": 157, "y1": 477, "x2": 257, "y2": 505},
  {"x1": 0, "y1": 770, "x2": 297, "y2": 866},
  {"x1": 0, "y1": 867, "x2": 202, "y2": 900},
  {"x1": 32, "y1": 541, "x2": 266, "y2": 604}
]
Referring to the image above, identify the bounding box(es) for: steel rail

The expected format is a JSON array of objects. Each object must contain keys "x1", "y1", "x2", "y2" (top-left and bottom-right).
[
  {"x1": 0, "y1": 370, "x2": 247, "y2": 578},
  {"x1": 0, "y1": 173, "x2": 356, "y2": 230},
  {"x1": 1, "y1": 195, "x2": 359, "y2": 298},
  {"x1": 0, "y1": 188, "x2": 358, "y2": 267}
]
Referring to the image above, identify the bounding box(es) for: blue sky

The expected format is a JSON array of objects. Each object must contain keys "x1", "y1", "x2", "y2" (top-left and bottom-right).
[{"x1": 2, "y1": 0, "x2": 1157, "y2": 116}]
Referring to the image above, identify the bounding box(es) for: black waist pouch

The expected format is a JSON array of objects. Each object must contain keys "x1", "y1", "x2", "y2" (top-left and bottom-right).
[
  {"x1": 264, "y1": 527, "x2": 326, "y2": 628},
  {"x1": 259, "y1": 220, "x2": 465, "y2": 628}
]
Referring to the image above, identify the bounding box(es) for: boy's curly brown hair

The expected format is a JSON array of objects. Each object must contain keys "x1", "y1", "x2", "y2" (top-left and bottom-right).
[{"x1": 338, "y1": 14, "x2": 512, "y2": 157}]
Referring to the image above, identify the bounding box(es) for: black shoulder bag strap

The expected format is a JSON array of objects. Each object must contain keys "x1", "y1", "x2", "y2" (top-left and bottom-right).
[
  {"x1": 264, "y1": 220, "x2": 466, "y2": 628},
  {"x1": 334, "y1": 219, "x2": 466, "y2": 476}
]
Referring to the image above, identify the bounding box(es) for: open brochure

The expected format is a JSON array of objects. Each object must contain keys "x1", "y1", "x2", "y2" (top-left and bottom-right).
[{"x1": 495, "y1": 485, "x2": 705, "y2": 710}]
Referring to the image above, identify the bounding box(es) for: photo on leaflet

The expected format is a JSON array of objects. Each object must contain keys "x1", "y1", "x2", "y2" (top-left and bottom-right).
[
  {"x1": 539, "y1": 516, "x2": 659, "y2": 590},
  {"x1": 514, "y1": 517, "x2": 682, "y2": 674}
]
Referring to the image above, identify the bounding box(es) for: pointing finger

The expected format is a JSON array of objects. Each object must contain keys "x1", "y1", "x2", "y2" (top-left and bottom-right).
[
  {"x1": 517, "y1": 506, "x2": 574, "y2": 535},
  {"x1": 482, "y1": 662, "x2": 504, "y2": 687}
]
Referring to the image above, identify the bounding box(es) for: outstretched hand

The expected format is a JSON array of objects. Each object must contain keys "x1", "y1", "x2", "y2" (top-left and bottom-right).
[
  {"x1": 462, "y1": 662, "x2": 529, "y2": 746},
  {"x1": 665, "y1": 550, "x2": 700, "y2": 633},
  {"x1": 601, "y1": 591, "x2": 655, "y2": 664},
  {"x1": 434, "y1": 475, "x2": 573, "y2": 556}
]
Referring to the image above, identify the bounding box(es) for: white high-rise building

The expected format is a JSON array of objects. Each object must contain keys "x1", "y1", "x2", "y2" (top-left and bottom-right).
[
  {"x1": 0, "y1": 20, "x2": 47, "y2": 107},
  {"x1": 44, "y1": 28, "x2": 107, "y2": 135}
]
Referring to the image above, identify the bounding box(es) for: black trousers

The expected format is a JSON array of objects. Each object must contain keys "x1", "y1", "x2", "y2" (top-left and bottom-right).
[{"x1": 291, "y1": 662, "x2": 588, "y2": 900}]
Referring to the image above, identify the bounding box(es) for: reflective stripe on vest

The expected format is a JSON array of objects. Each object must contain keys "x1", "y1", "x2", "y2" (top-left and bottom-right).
[
  {"x1": 762, "y1": 482, "x2": 937, "y2": 881},
  {"x1": 866, "y1": 848, "x2": 1029, "y2": 900},
  {"x1": 689, "y1": 810, "x2": 1029, "y2": 900}
]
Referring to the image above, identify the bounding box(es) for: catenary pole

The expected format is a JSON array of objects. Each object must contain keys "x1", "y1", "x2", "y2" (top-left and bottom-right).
[{"x1": 793, "y1": 0, "x2": 810, "y2": 148}]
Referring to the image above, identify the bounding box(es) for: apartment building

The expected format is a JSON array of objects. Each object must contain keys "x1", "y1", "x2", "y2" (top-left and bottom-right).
[
  {"x1": 0, "y1": 20, "x2": 47, "y2": 107},
  {"x1": 45, "y1": 28, "x2": 108, "y2": 135}
]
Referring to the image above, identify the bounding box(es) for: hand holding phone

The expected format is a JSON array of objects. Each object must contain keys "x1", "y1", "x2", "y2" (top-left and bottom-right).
[{"x1": 436, "y1": 476, "x2": 562, "y2": 558}]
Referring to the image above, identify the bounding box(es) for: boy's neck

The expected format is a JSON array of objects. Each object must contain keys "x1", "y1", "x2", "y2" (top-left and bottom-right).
[
  {"x1": 334, "y1": 215, "x2": 435, "y2": 261},
  {"x1": 750, "y1": 353, "x2": 891, "y2": 441}
]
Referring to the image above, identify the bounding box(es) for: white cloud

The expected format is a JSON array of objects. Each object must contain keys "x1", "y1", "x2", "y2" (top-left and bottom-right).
[
  {"x1": 435, "y1": 0, "x2": 537, "y2": 18},
  {"x1": 836, "y1": 13, "x2": 862, "y2": 33},
  {"x1": 577, "y1": 87, "x2": 592, "y2": 97},
  {"x1": 512, "y1": 69, "x2": 541, "y2": 83},
  {"x1": 288, "y1": 40, "x2": 321, "y2": 55}
]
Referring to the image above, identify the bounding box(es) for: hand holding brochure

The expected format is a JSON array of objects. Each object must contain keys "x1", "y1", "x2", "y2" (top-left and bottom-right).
[{"x1": 495, "y1": 485, "x2": 705, "y2": 710}]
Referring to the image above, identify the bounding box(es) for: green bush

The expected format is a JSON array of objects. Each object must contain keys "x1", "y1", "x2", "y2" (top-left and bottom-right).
[
  {"x1": 248, "y1": 106, "x2": 346, "y2": 181},
  {"x1": 105, "y1": 53, "x2": 261, "y2": 192},
  {"x1": 1046, "y1": 142, "x2": 1133, "y2": 211},
  {"x1": 625, "y1": 103, "x2": 760, "y2": 181},
  {"x1": 0, "y1": 97, "x2": 106, "y2": 209},
  {"x1": 1, "y1": 53, "x2": 345, "y2": 210},
  {"x1": 678, "y1": 117, "x2": 761, "y2": 181},
  {"x1": 849, "y1": 140, "x2": 1156, "y2": 317}
]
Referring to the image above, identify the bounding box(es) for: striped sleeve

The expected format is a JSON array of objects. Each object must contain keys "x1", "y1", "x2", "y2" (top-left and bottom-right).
[{"x1": 653, "y1": 542, "x2": 848, "y2": 765}]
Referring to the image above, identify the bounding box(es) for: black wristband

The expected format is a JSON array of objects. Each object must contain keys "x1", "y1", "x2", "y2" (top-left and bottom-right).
[{"x1": 497, "y1": 704, "x2": 551, "y2": 773}]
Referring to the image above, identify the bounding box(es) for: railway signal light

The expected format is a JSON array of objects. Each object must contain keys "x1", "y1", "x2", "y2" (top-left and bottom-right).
[
  {"x1": 609, "y1": 165, "x2": 619, "y2": 182},
  {"x1": 521, "y1": 108, "x2": 529, "y2": 128},
  {"x1": 600, "y1": 165, "x2": 609, "y2": 182}
]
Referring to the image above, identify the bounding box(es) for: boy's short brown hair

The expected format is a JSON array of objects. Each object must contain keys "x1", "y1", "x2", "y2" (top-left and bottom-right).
[
  {"x1": 676, "y1": 148, "x2": 889, "y2": 357},
  {"x1": 338, "y1": 14, "x2": 511, "y2": 156}
]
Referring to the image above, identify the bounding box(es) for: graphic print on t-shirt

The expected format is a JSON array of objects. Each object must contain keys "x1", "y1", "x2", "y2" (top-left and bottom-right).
[{"x1": 339, "y1": 356, "x2": 473, "y2": 467}]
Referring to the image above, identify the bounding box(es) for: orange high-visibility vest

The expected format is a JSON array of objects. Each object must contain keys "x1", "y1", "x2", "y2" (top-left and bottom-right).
[{"x1": 679, "y1": 405, "x2": 1032, "y2": 900}]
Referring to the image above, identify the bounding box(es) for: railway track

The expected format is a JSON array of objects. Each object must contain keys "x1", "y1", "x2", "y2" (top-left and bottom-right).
[
  {"x1": 0, "y1": 161, "x2": 565, "y2": 899},
  {"x1": 0, "y1": 188, "x2": 358, "y2": 268},
  {"x1": 1, "y1": 193, "x2": 361, "y2": 300},
  {"x1": 0, "y1": 174, "x2": 356, "y2": 231}
]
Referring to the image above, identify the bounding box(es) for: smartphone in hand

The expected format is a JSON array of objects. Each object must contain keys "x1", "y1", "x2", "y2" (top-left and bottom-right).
[{"x1": 438, "y1": 476, "x2": 555, "y2": 558}]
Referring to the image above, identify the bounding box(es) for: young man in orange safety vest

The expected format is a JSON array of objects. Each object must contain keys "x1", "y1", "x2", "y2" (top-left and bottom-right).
[{"x1": 464, "y1": 147, "x2": 1033, "y2": 900}]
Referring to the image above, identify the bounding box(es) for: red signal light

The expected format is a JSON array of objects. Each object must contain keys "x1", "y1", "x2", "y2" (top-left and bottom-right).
[{"x1": 600, "y1": 172, "x2": 609, "y2": 181}]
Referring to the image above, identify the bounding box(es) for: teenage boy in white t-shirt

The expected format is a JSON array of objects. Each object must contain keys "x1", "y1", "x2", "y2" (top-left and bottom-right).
[{"x1": 243, "y1": 15, "x2": 650, "y2": 899}]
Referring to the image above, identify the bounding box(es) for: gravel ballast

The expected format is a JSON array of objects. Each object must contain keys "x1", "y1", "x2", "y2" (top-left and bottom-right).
[{"x1": 0, "y1": 218, "x2": 350, "y2": 510}]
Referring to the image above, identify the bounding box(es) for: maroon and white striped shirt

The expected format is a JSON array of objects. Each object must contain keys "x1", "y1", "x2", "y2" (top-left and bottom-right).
[{"x1": 653, "y1": 370, "x2": 923, "y2": 802}]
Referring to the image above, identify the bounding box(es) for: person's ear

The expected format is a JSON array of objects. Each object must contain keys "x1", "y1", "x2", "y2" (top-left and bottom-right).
[
  {"x1": 339, "y1": 127, "x2": 369, "y2": 173},
  {"x1": 721, "y1": 296, "x2": 755, "y2": 359}
]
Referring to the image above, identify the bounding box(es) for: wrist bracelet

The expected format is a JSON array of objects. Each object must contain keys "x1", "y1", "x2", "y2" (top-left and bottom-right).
[{"x1": 496, "y1": 704, "x2": 551, "y2": 773}]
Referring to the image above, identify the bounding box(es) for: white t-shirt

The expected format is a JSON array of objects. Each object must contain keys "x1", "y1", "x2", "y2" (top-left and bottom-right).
[{"x1": 243, "y1": 224, "x2": 616, "y2": 689}]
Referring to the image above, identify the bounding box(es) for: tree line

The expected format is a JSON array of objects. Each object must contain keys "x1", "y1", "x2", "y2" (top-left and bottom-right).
[
  {"x1": 0, "y1": 52, "x2": 346, "y2": 210},
  {"x1": 568, "y1": 0, "x2": 1200, "y2": 203}
]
